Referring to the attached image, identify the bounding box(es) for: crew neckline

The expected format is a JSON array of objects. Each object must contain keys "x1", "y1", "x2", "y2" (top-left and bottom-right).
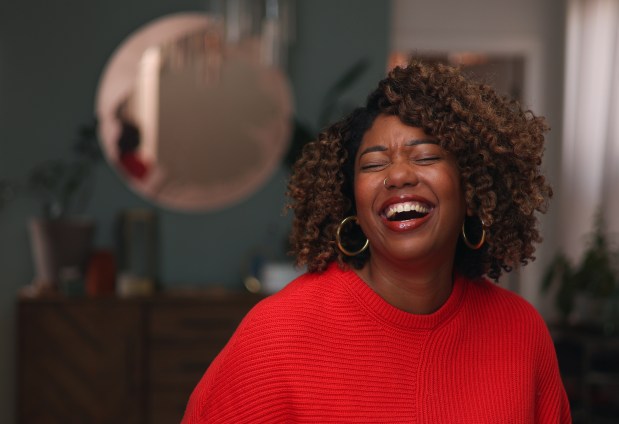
[{"x1": 333, "y1": 262, "x2": 467, "y2": 331}]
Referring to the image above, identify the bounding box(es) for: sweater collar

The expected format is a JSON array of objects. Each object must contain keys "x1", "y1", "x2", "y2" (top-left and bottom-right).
[{"x1": 332, "y1": 262, "x2": 467, "y2": 331}]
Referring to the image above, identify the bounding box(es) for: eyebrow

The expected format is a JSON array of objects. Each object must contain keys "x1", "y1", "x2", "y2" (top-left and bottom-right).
[{"x1": 358, "y1": 138, "x2": 439, "y2": 157}]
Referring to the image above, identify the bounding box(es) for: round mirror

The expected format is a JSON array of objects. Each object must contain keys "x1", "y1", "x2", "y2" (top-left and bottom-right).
[{"x1": 95, "y1": 12, "x2": 293, "y2": 211}]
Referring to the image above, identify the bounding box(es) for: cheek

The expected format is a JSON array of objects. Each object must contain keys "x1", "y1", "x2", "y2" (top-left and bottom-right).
[
  {"x1": 426, "y1": 168, "x2": 465, "y2": 213},
  {"x1": 449, "y1": 174, "x2": 464, "y2": 198},
  {"x1": 444, "y1": 173, "x2": 466, "y2": 214},
  {"x1": 352, "y1": 177, "x2": 377, "y2": 233},
  {"x1": 432, "y1": 164, "x2": 462, "y2": 194},
  {"x1": 353, "y1": 175, "x2": 372, "y2": 208}
]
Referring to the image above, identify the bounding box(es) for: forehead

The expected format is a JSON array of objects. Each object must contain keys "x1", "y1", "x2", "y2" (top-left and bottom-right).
[{"x1": 359, "y1": 114, "x2": 435, "y2": 149}]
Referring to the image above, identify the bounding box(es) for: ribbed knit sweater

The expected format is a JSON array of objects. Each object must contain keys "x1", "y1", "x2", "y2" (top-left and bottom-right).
[{"x1": 183, "y1": 262, "x2": 571, "y2": 423}]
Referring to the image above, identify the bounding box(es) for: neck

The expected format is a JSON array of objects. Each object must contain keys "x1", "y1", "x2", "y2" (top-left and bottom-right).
[{"x1": 355, "y1": 256, "x2": 455, "y2": 315}]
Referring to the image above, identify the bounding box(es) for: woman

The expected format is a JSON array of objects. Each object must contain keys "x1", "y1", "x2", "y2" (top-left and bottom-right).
[{"x1": 183, "y1": 61, "x2": 571, "y2": 423}]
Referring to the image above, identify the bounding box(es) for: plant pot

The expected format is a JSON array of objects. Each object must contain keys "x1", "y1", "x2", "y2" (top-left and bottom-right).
[{"x1": 29, "y1": 217, "x2": 96, "y2": 290}]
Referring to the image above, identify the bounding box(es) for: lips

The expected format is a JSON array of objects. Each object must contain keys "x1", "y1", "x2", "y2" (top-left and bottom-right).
[{"x1": 380, "y1": 196, "x2": 434, "y2": 231}]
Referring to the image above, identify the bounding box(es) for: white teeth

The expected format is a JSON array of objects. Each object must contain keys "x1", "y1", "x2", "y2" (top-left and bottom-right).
[{"x1": 385, "y1": 202, "x2": 430, "y2": 218}]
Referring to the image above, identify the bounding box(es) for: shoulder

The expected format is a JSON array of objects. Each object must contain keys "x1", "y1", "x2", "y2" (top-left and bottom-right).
[
  {"x1": 212, "y1": 262, "x2": 364, "y2": 369},
  {"x1": 213, "y1": 263, "x2": 347, "y2": 347},
  {"x1": 466, "y1": 277, "x2": 542, "y2": 316},
  {"x1": 182, "y1": 264, "x2": 351, "y2": 422},
  {"x1": 456, "y1": 278, "x2": 570, "y2": 421},
  {"x1": 458, "y1": 276, "x2": 561, "y2": 372},
  {"x1": 241, "y1": 262, "x2": 348, "y2": 328},
  {"x1": 462, "y1": 276, "x2": 551, "y2": 338}
]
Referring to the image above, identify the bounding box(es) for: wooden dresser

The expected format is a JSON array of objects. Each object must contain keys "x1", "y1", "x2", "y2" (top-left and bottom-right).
[
  {"x1": 17, "y1": 290, "x2": 263, "y2": 424},
  {"x1": 551, "y1": 324, "x2": 619, "y2": 423}
]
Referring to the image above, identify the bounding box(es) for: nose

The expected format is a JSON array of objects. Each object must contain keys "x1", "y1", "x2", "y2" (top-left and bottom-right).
[{"x1": 384, "y1": 160, "x2": 419, "y2": 189}]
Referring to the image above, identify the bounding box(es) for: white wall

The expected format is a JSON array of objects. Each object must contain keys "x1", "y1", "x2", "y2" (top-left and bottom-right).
[{"x1": 390, "y1": 0, "x2": 568, "y2": 312}]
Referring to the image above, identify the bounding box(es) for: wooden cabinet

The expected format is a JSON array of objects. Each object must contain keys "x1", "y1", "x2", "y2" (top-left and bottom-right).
[
  {"x1": 17, "y1": 292, "x2": 262, "y2": 424},
  {"x1": 145, "y1": 296, "x2": 262, "y2": 424},
  {"x1": 552, "y1": 325, "x2": 619, "y2": 424}
]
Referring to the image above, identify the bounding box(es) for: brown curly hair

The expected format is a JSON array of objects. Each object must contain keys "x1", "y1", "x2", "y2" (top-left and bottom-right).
[{"x1": 287, "y1": 60, "x2": 552, "y2": 280}]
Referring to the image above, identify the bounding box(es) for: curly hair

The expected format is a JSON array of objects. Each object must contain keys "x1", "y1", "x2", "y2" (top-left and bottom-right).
[{"x1": 287, "y1": 60, "x2": 552, "y2": 281}]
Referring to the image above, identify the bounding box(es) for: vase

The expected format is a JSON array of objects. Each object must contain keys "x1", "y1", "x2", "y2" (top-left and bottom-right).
[{"x1": 29, "y1": 217, "x2": 96, "y2": 290}]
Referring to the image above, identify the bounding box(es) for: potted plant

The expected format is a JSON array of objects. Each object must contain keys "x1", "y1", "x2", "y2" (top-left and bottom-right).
[
  {"x1": 284, "y1": 58, "x2": 369, "y2": 167},
  {"x1": 541, "y1": 211, "x2": 619, "y2": 328},
  {"x1": 1, "y1": 119, "x2": 102, "y2": 291}
]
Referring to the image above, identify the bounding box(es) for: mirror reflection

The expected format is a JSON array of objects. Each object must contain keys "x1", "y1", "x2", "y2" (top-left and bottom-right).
[{"x1": 96, "y1": 12, "x2": 293, "y2": 211}]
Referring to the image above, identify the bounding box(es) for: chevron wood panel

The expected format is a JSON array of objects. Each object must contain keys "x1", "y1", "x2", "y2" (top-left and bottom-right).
[
  {"x1": 17, "y1": 299, "x2": 144, "y2": 424},
  {"x1": 17, "y1": 293, "x2": 263, "y2": 424}
]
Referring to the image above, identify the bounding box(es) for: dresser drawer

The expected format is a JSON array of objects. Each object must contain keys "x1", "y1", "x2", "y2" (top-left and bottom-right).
[
  {"x1": 149, "y1": 344, "x2": 222, "y2": 387},
  {"x1": 148, "y1": 297, "x2": 260, "y2": 342},
  {"x1": 146, "y1": 296, "x2": 261, "y2": 424}
]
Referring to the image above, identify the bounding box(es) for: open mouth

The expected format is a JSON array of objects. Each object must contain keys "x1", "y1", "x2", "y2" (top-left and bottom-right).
[{"x1": 383, "y1": 201, "x2": 432, "y2": 222}]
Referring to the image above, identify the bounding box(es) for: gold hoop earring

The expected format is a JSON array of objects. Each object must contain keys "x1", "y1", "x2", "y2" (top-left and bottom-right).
[
  {"x1": 462, "y1": 219, "x2": 486, "y2": 250},
  {"x1": 336, "y1": 216, "x2": 369, "y2": 256}
]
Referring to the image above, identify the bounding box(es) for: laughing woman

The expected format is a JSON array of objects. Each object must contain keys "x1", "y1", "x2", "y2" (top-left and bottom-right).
[{"x1": 183, "y1": 61, "x2": 571, "y2": 423}]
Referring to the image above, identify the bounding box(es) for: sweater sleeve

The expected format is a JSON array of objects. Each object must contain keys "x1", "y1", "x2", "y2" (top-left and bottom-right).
[
  {"x1": 180, "y1": 323, "x2": 241, "y2": 424},
  {"x1": 534, "y1": 320, "x2": 572, "y2": 423},
  {"x1": 180, "y1": 294, "x2": 292, "y2": 424},
  {"x1": 180, "y1": 298, "x2": 268, "y2": 424}
]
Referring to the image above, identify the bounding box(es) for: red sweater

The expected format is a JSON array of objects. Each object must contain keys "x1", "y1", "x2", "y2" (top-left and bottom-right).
[{"x1": 183, "y1": 263, "x2": 571, "y2": 423}]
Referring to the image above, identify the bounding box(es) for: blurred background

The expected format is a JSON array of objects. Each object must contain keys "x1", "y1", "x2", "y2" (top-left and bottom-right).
[{"x1": 1, "y1": 0, "x2": 618, "y2": 422}]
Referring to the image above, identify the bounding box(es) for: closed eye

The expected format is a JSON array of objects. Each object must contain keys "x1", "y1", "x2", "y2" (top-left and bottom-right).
[
  {"x1": 360, "y1": 163, "x2": 388, "y2": 171},
  {"x1": 415, "y1": 156, "x2": 441, "y2": 164}
]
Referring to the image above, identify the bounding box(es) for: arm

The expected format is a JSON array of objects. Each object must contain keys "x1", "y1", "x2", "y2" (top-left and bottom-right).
[
  {"x1": 534, "y1": 324, "x2": 572, "y2": 423},
  {"x1": 180, "y1": 297, "x2": 287, "y2": 424}
]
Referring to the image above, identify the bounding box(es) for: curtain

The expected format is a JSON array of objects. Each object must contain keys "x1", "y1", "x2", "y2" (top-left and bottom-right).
[{"x1": 561, "y1": 0, "x2": 619, "y2": 260}]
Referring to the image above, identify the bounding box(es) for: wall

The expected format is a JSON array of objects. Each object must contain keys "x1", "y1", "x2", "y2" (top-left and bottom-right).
[
  {"x1": 0, "y1": 1, "x2": 390, "y2": 421},
  {"x1": 391, "y1": 0, "x2": 567, "y2": 311}
]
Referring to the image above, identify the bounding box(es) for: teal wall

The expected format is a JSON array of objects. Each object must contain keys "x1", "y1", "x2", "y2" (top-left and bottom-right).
[{"x1": 0, "y1": 0, "x2": 390, "y2": 421}]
